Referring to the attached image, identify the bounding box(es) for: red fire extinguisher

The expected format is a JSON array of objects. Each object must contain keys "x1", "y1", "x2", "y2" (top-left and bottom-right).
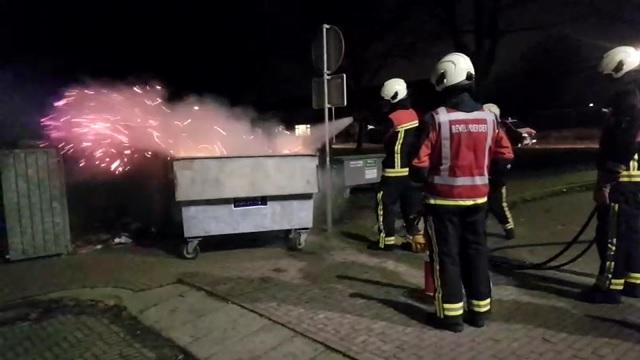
[{"x1": 424, "y1": 233, "x2": 435, "y2": 297}]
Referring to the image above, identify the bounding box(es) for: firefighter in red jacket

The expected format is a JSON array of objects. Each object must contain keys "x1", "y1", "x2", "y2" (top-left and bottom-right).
[
  {"x1": 411, "y1": 53, "x2": 514, "y2": 332},
  {"x1": 373, "y1": 78, "x2": 424, "y2": 251},
  {"x1": 581, "y1": 46, "x2": 640, "y2": 303}
]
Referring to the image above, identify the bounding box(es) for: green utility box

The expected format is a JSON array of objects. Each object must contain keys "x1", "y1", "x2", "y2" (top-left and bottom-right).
[
  {"x1": 314, "y1": 153, "x2": 384, "y2": 226},
  {"x1": 0, "y1": 149, "x2": 72, "y2": 261}
]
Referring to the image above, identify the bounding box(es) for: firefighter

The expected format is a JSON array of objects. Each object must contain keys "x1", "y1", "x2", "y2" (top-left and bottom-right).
[
  {"x1": 373, "y1": 78, "x2": 425, "y2": 251},
  {"x1": 483, "y1": 103, "x2": 516, "y2": 240},
  {"x1": 581, "y1": 45, "x2": 640, "y2": 304},
  {"x1": 411, "y1": 53, "x2": 514, "y2": 332}
]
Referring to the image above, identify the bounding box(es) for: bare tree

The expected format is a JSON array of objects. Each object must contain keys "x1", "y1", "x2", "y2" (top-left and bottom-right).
[{"x1": 439, "y1": 0, "x2": 590, "y2": 94}]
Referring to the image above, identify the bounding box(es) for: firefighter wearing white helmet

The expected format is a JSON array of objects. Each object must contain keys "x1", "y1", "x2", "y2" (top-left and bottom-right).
[
  {"x1": 431, "y1": 52, "x2": 476, "y2": 92},
  {"x1": 380, "y1": 78, "x2": 409, "y2": 103},
  {"x1": 411, "y1": 52, "x2": 514, "y2": 332},
  {"x1": 581, "y1": 46, "x2": 640, "y2": 304},
  {"x1": 372, "y1": 78, "x2": 424, "y2": 253},
  {"x1": 598, "y1": 46, "x2": 640, "y2": 79},
  {"x1": 483, "y1": 103, "x2": 516, "y2": 240}
]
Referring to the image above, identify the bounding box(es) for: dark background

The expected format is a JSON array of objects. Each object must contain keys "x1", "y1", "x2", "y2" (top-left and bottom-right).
[{"x1": 1, "y1": 0, "x2": 640, "y2": 145}]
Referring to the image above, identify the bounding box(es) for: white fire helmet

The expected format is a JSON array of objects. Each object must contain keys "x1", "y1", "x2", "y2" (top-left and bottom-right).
[
  {"x1": 380, "y1": 78, "x2": 408, "y2": 103},
  {"x1": 483, "y1": 103, "x2": 501, "y2": 119},
  {"x1": 431, "y1": 52, "x2": 475, "y2": 91},
  {"x1": 599, "y1": 46, "x2": 640, "y2": 79}
]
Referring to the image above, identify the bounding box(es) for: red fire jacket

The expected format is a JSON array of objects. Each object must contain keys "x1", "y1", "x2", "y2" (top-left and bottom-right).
[
  {"x1": 381, "y1": 109, "x2": 420, "y2": 176},
  {"x1": 412, "y1": 107, "x2": 514, "y2": 205}
]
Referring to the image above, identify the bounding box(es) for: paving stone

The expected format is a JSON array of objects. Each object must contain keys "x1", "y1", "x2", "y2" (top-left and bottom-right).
[
  {"x1": 260, "y1": 334, "x2": 328, "y2": 360},
  {"x1": 205, "y1": 322, "x2": 296, "y2": 360},
  {"x1": 124, "y1": 284, "x2": 193, "y2": 315},
  {"x1": 184, "y1": 307, "x2": 269, "y2": 358},
  {"x1": 138, "y1": 289, "x2": 228, "y2": 331}
]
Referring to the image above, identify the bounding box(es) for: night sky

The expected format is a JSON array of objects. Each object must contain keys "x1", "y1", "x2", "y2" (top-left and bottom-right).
[{"x1": 1, "y1": 0, "x2": 639, "y2": 142}]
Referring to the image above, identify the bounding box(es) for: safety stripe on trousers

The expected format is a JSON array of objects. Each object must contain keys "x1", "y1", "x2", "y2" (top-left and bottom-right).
[
  {"x1": 502, "y1": 186, "x2": 515, "y2": 229},
  {"x1": 610, "y1": 279, "x2": 625, "y2": 290},
  {"x1": 426, "y1": 216, "x2": 444, "y2": 318},
  {"x1": 383, "y1": 168, "x2": 409, "y2": 176},
  {"x1": 377, "y1": 191, "x2": 386, "y2": 248},
  {"x1": 442, "y1": 302, "x2": 464, "y2": 316},
  {"x1": 601, "y1": 204, "x2": 619, "y2": 290},
  {"x1": 425, "y1": 197, "x2": 487, "y2": 206},
  {"x1": 626, "y1": 272, "x2": 640, "y2": 284},
  {"x1": 470, "y1": 298, "x2": 491, "y2": 313}
]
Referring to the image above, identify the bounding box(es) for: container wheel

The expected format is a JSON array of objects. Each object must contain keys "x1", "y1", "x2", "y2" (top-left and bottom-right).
[
  {"x1": 287, "y1": 230, "x2": 307, "y2": 251},
  {"x1": 180, "y1": 241, "x2": 200, "y2": 260}
]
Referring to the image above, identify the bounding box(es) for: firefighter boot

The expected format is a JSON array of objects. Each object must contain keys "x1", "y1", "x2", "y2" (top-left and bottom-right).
[
  {"x1": 436, "y1": 316, "x2": 464, "y2": 333},
  {"x1": 622, "y1": 283, "x2": 640, "y2": 298},
  {"x1": 504, "y1": 227, "x2": 515, "y2": 240},
  {"x1": 579, "y1": 286, "x2": 622, "y2": 304},
  {"x1": 409, "y1": 233, "x2": 426, "y2": 253},
  {"x1": 465, "y1": 312, "x2": 489, "y2": 328}
]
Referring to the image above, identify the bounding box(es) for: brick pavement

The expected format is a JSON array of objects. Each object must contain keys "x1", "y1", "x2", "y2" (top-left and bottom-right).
[
  {"x1": 0, "y1": 299, "x2": 193, "y2": 360},
  {"x1": 2, "y1": 190, "x2": 640, "y2": 359}
]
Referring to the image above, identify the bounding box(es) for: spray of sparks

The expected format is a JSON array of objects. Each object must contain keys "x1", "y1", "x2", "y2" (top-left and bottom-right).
[{"x1": 41, "y1": 83, "x2": 351, "y2": 174}]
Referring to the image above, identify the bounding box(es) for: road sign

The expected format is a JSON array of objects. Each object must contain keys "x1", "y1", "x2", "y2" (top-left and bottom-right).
[
  {"x1": 312, "y1": 25, "x2": 344, "y2": 74},
  {"x1": 312, "y1": 73, "x2": 347, "y2": 109}
]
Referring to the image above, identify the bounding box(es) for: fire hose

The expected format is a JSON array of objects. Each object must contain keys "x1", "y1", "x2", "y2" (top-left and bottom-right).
[
  {"x1": 488, "y1": 206, "x2": 598, "y2": 271},
  {"x1": 421, "y1": 207, "x2": 598, "y2": 296}
]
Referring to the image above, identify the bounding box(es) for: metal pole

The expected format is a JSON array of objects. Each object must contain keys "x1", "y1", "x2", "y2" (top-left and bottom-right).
[
  {"x1": 331, "y1": 106, "x2": 336, "y2": 143},
  {"x1": 323, "y1": 24, "x2": 333, "y2": 233}
]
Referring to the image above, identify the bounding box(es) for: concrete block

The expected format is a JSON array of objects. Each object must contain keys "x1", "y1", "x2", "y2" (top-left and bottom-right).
[
  {"x1": 138, "y1": 289, "x2": 228, "y2": 331},
  {"x1": 205, "y1": 322, "x2": 294, "y2": 360},
  {"x1": 260, "y1": 334, "x2": 326, "y2": 360}
]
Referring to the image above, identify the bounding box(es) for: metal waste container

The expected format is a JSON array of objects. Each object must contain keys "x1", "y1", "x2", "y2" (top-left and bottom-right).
[{"x1": 172, "y1": 155, "x2": 319, "y2": 259}]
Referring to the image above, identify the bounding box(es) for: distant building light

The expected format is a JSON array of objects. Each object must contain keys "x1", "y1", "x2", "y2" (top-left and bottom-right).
[
  {"x1": 295, "y1": 124, "x2": 311, "y2": 136},
  {"x1": 588, "y1": 103, "x2": 594, "y2": 107}
]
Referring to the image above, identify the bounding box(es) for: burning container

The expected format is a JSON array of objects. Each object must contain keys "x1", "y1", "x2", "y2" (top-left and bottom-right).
[{"x1": 172, "y1": 154, "x2": 318, "y2": 259}]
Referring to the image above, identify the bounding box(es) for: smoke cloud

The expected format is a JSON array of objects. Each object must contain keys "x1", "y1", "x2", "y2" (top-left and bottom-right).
[{"x1": 41, "y1": 82, "x2": 352, "y2": 174}]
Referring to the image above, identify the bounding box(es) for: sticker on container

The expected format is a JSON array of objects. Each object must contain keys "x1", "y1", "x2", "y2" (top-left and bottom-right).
[
  {"x1": 365, "y1": 159, "x2": 377, "y2": 167},
  {"x1": 349, "y1": 161, "x2": 364, "y2": 167},
  {"x1": 365, "y1": 168, "x2": 378, "y2": 179}
]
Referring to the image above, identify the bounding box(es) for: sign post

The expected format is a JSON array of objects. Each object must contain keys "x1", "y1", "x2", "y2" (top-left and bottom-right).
[
  {"x1": 322, "y1": 25, "x2": 332, "y2": 233},
  {"x1": 312, "y1": 24, "x2": 345, "y2": 233}
]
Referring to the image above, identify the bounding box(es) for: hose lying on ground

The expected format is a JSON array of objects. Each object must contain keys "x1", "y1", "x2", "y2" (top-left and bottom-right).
[{"x1": 489, "y1": 207, "x2": 597, "y2": 271}]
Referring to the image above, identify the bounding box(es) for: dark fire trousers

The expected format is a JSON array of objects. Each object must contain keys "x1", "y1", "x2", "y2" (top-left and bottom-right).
[
  {"x1": 487, "y1": 183, "x2": 515, "y2": 230},
  {"x1": 594, "y1": 203, "x2": 640, "y2": 292},
  {"x1": 376, "y1": 175, "x2": 422, "y2": 248},
  {"x1": 425, "y1": 203, "x2": 492, "y2": 319}
]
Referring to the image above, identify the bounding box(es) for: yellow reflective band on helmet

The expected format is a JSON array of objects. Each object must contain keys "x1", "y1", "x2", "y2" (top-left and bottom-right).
[
  {"x1": 395, "y1": 121, "x2": 419, "y2": 131},
  {"x1": 383, "y1": 168, "x2": 409, "y2": 176},
  {"x1": 426, "y1": 197, "x2": 488, "y2": 206}
]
